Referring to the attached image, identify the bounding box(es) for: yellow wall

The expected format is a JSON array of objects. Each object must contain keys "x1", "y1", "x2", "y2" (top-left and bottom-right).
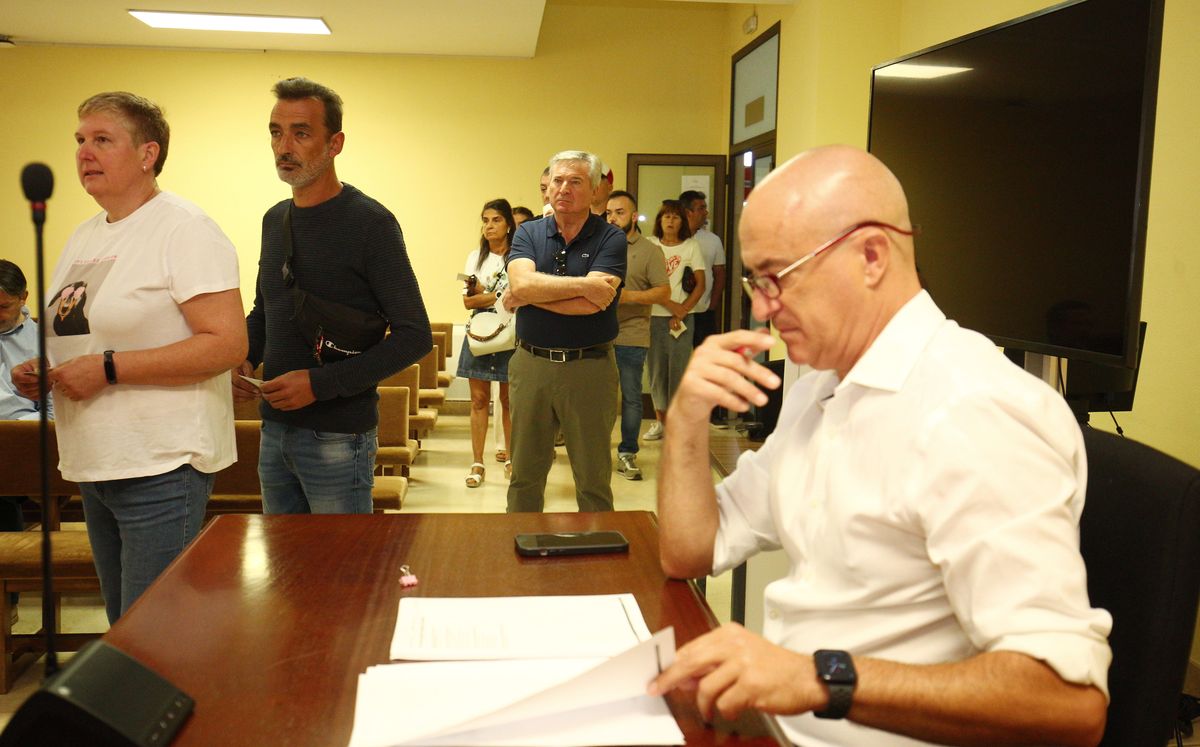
[{"x1": 0, "y1": 0, "x2": 730, "y2": 325}]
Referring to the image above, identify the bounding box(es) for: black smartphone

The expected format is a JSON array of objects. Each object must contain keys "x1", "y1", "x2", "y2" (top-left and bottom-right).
[{"x1": 514, "y1": 531, "x2": 629, "y2": 557}]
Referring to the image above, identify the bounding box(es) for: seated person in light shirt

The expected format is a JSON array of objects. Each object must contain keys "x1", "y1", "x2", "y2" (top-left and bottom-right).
[{"x1": 651, "y1": 145, "x2": 1111, "y2": 747}]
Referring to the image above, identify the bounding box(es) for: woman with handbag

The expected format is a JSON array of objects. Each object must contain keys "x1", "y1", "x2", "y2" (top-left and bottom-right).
[
  {"x1": 644, "y1": 200, "x2": 706, "y2": 442},
  {"x1": 458, "y1": 198, "x2": 517, "y2": 486}
]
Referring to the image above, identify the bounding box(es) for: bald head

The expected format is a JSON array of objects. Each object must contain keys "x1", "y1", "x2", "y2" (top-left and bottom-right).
[
  {"x1": 745, "y1": 145, "x2": 915, "y2": 267},
  {"x1": 739, "y1": 145, "x2": 922, "y2": 377}
]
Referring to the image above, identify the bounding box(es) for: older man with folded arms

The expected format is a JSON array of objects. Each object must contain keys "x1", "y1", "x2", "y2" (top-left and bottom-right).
[
  {"x1": 652, "y1": 145, "x2": 1110, "y2": 747},
  {"x1": 504, "y1": 150, "x2": 626, "y2": 512}
]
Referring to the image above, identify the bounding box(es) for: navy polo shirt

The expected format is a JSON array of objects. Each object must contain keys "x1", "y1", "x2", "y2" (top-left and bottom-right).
[{"x1": 507, "y1": 212, "x2": 627, "y2": 349}]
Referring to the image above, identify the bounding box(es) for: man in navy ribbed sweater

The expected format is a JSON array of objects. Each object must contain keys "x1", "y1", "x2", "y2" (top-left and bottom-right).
[{"x1": 232, "y1": 77, "x2": 430, "y2": 515}]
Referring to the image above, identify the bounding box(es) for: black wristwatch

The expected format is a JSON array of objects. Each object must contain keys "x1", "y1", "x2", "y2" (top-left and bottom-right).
[
  {"x1": 103, "y1": 350, "x2": 118, "y2": 385},
  {"x1": 813, "y1": 649, "x2": 856, "y2": 719}
]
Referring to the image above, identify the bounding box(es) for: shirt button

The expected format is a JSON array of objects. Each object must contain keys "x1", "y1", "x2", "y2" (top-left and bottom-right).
[{"x1": 768, "y1": 609, "x2": 781, "y2": 620}]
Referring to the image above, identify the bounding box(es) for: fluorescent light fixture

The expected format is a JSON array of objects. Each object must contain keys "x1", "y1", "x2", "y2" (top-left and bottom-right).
[
  {"x1": 876, "y1": 63, "x2": 971, "y2": 79},
  {"x1": 129, "y1": 10, "x2": 330, "y2": 35}
]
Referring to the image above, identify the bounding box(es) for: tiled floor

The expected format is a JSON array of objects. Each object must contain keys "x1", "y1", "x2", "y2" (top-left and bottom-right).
[{"x1": 0, "y1": 410, "x2": 732, "y2": 727}]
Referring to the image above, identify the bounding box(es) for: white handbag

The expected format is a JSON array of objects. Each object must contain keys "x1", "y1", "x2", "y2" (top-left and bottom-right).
[{"x1": 466, "y1": 308, "x2": 516, "y2": 356}]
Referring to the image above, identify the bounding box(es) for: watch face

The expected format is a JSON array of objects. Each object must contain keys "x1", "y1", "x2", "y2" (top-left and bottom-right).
[{"x1": 814, "y1": 650, "x2": 856, "y2": 683}]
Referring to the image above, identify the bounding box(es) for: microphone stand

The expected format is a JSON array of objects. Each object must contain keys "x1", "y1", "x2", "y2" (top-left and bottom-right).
[{"x1": 31, "y1": 199, "x2": 59, "y2": 676}]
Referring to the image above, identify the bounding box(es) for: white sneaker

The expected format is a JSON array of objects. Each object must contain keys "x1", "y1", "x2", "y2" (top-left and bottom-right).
[
  {"x1": 643, "y1": 422, "x2": 664, "y2": 441},
  {"x1": 617, "y1": 453, "x2": 642, "y2": 480}
]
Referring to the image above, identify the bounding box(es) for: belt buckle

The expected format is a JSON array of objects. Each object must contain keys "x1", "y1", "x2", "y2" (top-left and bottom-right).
[{"x1": 549, "y1": 348, "x2": 568, "y2": 363}]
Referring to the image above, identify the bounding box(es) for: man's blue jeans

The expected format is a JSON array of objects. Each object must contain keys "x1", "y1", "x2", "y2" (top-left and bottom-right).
[
  {"x1": 258, "y1": 420, "x2": 377, "y2": 515},
  {"x1": 80, "y1": 464, "x2": 212, "y2": 624},
  {"x1": 615, "y1": 345, "x2": 648, "y2": 455}
]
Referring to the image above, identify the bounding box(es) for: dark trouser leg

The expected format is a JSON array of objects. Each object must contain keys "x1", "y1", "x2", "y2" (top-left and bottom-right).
[
  {"x1": 559, "y1": 351, "x2": 618, "y2": 512},
  {"x1": 506, "y1": 348, "x2": 557, "y2": 512}
]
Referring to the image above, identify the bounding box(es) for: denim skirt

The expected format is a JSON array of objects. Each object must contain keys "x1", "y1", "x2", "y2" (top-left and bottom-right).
[{"x1": 456, "y1": 336, "x2": 514, "y2": 382}]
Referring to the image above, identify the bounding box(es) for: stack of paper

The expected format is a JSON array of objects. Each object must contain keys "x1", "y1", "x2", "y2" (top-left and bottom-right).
[{"x1": 348, "y1": 595, "x2": 685, "y2": 747}]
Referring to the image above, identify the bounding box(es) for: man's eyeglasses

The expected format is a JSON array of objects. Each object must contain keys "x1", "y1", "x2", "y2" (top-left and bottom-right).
[
  {"x1": 554, "y1": 246, "x2": 568, "y2": 276},
  {"x1": 741, "y1": 221, "x2": 916, "y2": 299}
]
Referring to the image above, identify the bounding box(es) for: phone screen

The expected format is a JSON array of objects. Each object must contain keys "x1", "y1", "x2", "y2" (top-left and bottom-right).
[{"x1": 514, "y1": 531, "x2": 629, "y2": 557}]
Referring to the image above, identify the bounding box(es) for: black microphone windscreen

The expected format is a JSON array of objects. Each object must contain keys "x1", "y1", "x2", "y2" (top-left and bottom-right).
[{"x1": 21, "y1": 163, "x2": 54, "y2": 203}]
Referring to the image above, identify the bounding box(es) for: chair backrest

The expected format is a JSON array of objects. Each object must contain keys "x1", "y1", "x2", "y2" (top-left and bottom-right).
[
  {"x1": 233, "y1": 398, "x2": 262, "y2": 421},
  {"x1": 376, "y1": 386, "x2": 411, "y2": 447},
  {"x1": 211, "y1": 421, "x2": 263, "y2": 495},
  {"x1": 379, "y1": 365, "x2": 420, "y2": 416},
  {"x1": 417, "y1": 346, "x2": 439, "y2": 389},
  {"x1": 430, "y1": 322, "x2": 454, "y2": 358},
  {"x1": 431, "y1": 330, "x2": 449, "y2": 372},
  {"x1": 1079, "y1": 428, "x2": 1200, "y2": 746},
  {"x1": 0, "y1": 420, "x2": 77, "y2": 495}
]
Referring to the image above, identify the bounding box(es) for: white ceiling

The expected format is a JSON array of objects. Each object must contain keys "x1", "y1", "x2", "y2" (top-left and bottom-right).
[{"x1": 0, "y1": 0, "x2": 792, "y2": 58}]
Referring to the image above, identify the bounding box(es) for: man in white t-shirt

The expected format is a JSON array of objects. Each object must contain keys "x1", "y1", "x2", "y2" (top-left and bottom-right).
[
  {"x1": 652, "y1": 146, "x2": 1110, "y2": 746},
  {"x1": 679, "y1": 190, "x2": 727, "y2": 426}
]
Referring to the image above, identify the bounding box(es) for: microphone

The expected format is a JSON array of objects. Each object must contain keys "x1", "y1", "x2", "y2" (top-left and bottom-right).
[{"x1": 20, "y1": 162, "x2": 54, "y2": 226}]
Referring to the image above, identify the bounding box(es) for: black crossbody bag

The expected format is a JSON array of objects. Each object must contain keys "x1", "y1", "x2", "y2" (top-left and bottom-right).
[{"x1": 282, "y1": 206, "x2": 389, "y2": 364}]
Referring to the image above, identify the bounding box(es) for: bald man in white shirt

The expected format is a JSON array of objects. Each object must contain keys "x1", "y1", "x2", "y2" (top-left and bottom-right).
[{"x1": 652, "y1": 145, "x2": 1110, "y2": 747}]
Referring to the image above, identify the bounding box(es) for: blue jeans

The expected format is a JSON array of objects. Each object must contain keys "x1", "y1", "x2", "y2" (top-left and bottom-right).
[
  {"x1": 258, "y1": 420, "x2": 377, "y2": 515},
  {"x1": 80, "y1": 464, "x2": 212, "y2": 624},
  {"x1": 614, "y1": 345, "x2": 648, "y2": 455}
]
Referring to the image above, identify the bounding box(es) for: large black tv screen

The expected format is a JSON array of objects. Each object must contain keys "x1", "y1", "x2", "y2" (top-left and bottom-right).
[{"x1": 868, "y1": 0, "x2": 1163, "y2": 367}]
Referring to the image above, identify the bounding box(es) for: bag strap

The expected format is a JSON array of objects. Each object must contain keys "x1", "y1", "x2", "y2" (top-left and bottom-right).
[{"x1": 281, "y1": 204, "x2": 297, "y2": 289}]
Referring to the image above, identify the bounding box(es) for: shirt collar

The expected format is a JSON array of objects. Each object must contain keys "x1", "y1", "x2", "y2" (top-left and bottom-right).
[
  {"x1": 839, "y1": 290, "x2": 945, "y2": 393},
  {"x1": 0, "y1": 307, "x2": 30, "y2": 338},
  {"x1": 545, "y1": 212, "x2": 601, "y2": 241}
]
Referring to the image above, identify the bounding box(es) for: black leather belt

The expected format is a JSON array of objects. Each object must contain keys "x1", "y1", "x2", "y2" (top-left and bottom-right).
[{"x1": 518, "y1": 340, "x2": 610, "y2": 362}]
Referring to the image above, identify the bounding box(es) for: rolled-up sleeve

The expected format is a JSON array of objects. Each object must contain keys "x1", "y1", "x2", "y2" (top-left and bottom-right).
[{"x1": 917, "y1": 391, "x2": 1113, "y2": 698}]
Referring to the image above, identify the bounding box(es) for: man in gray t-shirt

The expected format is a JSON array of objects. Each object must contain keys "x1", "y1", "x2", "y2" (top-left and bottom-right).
[{"x1": 607, "y1": 191, "x2": 668, "y2": 480}]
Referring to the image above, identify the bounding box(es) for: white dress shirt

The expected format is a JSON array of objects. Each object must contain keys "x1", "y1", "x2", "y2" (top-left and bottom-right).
[{"x1": 713, "y1": 290, "x2": 1112, "y2": 747}]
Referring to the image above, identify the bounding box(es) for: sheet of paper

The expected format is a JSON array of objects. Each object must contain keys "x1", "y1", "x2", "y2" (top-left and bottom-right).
[
  {"x1": 390, "y1": 594, "x2": 650, "y2": 661},
  {"x1": 669, "y1": 319, "x2": 687, "y2": 339},
  {"x1": 349, "y1": 628, "x2": 683, "y2": 747}
]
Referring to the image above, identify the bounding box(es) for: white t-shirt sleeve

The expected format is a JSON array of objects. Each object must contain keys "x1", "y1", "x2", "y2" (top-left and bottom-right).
[{"x1": 163, "y1": 213, "x2": 240, "y2": 304}]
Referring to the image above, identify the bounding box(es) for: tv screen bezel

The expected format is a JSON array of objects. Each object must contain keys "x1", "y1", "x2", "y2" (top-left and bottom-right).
[{"x1": 865, "y1": 0, "x2": 1164, "y2": 369}]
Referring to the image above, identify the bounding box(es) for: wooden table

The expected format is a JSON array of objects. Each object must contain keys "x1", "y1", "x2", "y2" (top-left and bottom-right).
[{"x1": 103, "y1": 512, "x2": 786, "y2": 747}]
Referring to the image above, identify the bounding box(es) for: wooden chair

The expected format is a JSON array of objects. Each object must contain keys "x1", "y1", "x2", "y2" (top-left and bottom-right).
[
  {"x1": 376, "y1": 387, "x2": 418, "y2": 479},
  {"x1": 0, "y1": 420, "x2": 101, "y2": 692},
  {"x1": 431, "y1": 322, "x2": 456, "y2": 387},
  {"x1": 417, "y1": 346, "x2": 446, "y2": 411},
  {"x1": 210, "y1": 421, "x2": 406, "y2": 513},
  {"x1": 383, "y1": 364, "x2": 436, "y2": 441},
  {"x1": 0, "y1": 531, "x2": 102, "y2": 692}
]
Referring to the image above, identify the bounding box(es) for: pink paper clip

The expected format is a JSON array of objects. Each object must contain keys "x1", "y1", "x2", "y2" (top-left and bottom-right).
[{"x1": 399, "y1": 564, "x2": 419, "y2": 588}]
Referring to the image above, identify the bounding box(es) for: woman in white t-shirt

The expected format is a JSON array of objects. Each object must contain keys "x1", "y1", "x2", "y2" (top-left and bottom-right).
[
  {"x1": 644, "y1": 200, "x2": 706, "y2": 442},
  {"x1": 456, "y1": 199, "x2": 517, "y2": 487},
  {"x1": 11, "y1": 92, "x2": 247, "y2": 624}
]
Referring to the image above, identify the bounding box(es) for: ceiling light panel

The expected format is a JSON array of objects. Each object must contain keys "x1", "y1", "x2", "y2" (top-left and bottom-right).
[{"x1": 128, "y1": 10, "x2": 330, "y2": 35}]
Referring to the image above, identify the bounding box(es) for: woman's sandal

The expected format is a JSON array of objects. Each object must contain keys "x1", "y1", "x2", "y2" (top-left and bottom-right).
[
  {"x1": 465, "y1": 462, "x2": 485, "y2": 488},
  {"x1": 495, "y1": 449, "x2": 508, "y2": 463},
  {"x1": 504, "y1": 461, "x2": 513, "y2": 480}
]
